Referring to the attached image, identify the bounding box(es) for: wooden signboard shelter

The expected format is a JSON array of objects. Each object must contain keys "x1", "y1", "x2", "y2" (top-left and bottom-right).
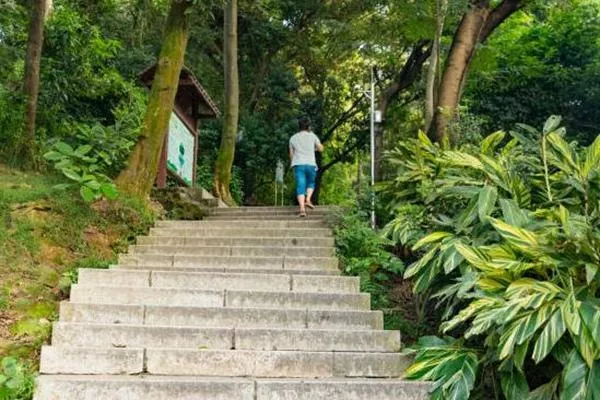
[{"x1": 140, "y1": 64, "x2": 220, "y2": 188}]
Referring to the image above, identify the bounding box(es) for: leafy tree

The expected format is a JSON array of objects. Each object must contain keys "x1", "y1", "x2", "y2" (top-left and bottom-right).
[{"x1": 466, "y1": 0, "x2": 600, "y2": 144}]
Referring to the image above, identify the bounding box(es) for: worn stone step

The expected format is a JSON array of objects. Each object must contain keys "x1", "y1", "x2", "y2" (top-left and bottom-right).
[
  {"x1": 110, "y1": 264, "x2": 341, "y2": 276},
  {"x1": 210, "y1": 206, "x2": 336, "y2": 213},
  {"x1": 35, "y1": 376, "x2": 430, "y2": 400},
  {"x1": 128, "y1": 245, "x2": 336, "y2": 258},
  {"x1": 118, "y1": 254, "x2": 339, "y2": 271},
  {"x1": 137, "y1": 236, "x2": 335, "y2": 248},
  {"x1": 41, "y1": 347, "x2": 408, "y2": 378},
  {"x1": 51, "y1": 323, "x2": 233, "y2": 349},
  {"x1": 150, "y1": 227, "x2": 333, "y2": 238},
  {"x1": 156, "y1": 220, "x2": 327, "y2": 229},
  {"x1": 206, "y1": 215, "x2": 329, "y2": 221},
  {"x1": 51, "y1": 323, "x2": 400, "y2": 352},
  {"x1": 60, "y1": 303, "x2": 384, "y2": 330},
  {"x1": 149, "y1": 227, "x2": 333, "y2": 239},
  {"x1": 69, "y1": 286, "x2": 370, "y2": 310},
  {"x1": 79, "y1": 269, "x2": 358, "y2": 293},
  {"x1": 256, "y1": 379, "x2": 430, "y2": 400},
  {"x1": 208, "y1": 209, "x2": 330, "y2": 216}
]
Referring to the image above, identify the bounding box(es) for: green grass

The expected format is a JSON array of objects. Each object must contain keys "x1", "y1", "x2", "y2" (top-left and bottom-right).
[{"x1": 0, "y1": 165, "x2": 156, "y2": 390}]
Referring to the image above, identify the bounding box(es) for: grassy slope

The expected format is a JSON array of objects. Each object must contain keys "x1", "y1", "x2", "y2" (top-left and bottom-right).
[{"x1": 0, "y1": 164, "x2": 155, "y2": 366}]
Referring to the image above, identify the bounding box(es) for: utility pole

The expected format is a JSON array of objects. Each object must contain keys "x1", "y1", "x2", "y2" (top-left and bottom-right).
[{"x1": 369, "y1": 67, "x2": 376, "y2": 229}]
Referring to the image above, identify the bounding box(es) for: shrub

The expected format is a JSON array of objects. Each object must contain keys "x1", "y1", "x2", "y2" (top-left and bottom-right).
[
  {"x1": 0, "y1": 357, "x2": 35, "y2": 400},
  {"x1": 384, "y1": 117, "x2": 600, "y2": 399}
]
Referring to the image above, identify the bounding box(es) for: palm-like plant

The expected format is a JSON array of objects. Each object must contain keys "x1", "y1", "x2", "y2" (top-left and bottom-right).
[{"x1": 384, "y1": 117, "x2": 600, "y2": 399}]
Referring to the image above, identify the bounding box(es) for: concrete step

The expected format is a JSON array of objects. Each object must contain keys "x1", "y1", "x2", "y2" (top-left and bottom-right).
[
  {"x1": 40, "y1": 348, "x2": 409, "y2": 378},
  {"x1": 206, "y1": 215, "x2": 328, "y2": 221},
  {"x1": 156, "y1": 220, "x2": 327, "y2": 229},
  {"x1": 35, "y1": 376, "x2": 430, "y2": 400},
  {"x1": 149, "y1": 227, "x2": 332, "y2": 238},
  {"x1": 118, "y1": 254, "x2": 339, "y2": 272},
  {"x1": 79, "y1": 269, "x2": 359, "y2": 293},
  {"x1": 137, "y1": 236, "x2": 335, "y2": 248},
  {"x1": 208, "y1": 209, "x2": 331, "y2": 216},
  {"x1": 110, "y1": 264, "x2": 341, "y2": 276},
  {"x1": 128, "y1": 245, "x2": 336, "y2": 258},
  {"x1": 60, "y1": 303, "x2": 384, "y2": 330},
  {"x1": 210, "y1": 206, "x2": 337, "y2": 213},
  {"x1": 51, "y1": 323, "x2": 400, "y2": 352},
  {"x1": 69, "y1": 285, "x2": 371, "y2": 310}
]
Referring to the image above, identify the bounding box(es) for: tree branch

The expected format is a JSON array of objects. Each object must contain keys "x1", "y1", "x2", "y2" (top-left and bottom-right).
[
  {"x1": 322, "y1": 94, "x2": 367, "y2": 143},
  {"x1": 479, "y1": 0, "x2": 524, "y2": 43}
]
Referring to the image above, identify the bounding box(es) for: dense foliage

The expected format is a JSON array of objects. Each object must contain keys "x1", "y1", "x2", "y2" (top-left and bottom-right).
[{"x1": 382, "y1": 116, "x2": 600, "y2": 399}]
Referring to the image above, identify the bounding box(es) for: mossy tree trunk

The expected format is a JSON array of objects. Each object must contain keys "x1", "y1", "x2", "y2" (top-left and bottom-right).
[
  {"x1": 20, "y1": 0, "x2": 49, "y2": 169},
  {"x1": 213, "y1": 0, "x2": 239, "y2": 206},
  {"x1": 116, "y1": 0, "x2": 191, "y2": 197},
  {"x1": 431, "y1": 0, "x2": 524, "y2": 142},
  {"x1": 424, "y1": 0, "x2": 447, "y2": 133}
]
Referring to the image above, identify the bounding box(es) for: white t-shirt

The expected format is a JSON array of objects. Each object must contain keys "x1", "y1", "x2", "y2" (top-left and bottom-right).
[{"x1": 289, "y1": 131, "x2": 321, "y2": 167}]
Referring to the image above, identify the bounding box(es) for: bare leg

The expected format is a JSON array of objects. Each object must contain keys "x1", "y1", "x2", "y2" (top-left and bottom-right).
[
  {"x1": 305, "y1": 188, "x2": 315, "y2": 208},
  {"x1": 297, "y1": 194, "x2": 306, "y2": 215}
]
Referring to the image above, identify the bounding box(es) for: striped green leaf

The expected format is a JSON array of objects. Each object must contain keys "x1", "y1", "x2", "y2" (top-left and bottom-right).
[
  {"x1": 533, "y1": 309, "x2": 567, "y2": 364},
  {"x1": 489, "y1": 218, "x2": 539, "y2": 252},
  {"x1": 413, "y1": 232, "x2": 453, "y2": 251},
  {"x1": 481, "y1": 130, "x2": 506, "y2": 155},
  {"x1": 478, "y1": 186, "x2": 498, "y2": 221}
]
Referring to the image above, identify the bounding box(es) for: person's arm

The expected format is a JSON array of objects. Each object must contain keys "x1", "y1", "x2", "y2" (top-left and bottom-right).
[
  {"x1": 289, "y1": 146, "x2": 294, "y2": 161},
  {"x1": 314, "y1": 134, "x2": 324, "y2": 152}
]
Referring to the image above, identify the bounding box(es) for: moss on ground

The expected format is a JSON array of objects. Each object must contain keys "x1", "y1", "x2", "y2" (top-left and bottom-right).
[{"x1": 0, "y1": 164, "x2": 156, "y2": 368}]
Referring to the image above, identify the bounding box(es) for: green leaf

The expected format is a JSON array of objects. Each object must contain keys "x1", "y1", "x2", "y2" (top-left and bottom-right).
[
  {"x1": 478, "y1": 186, "x2": 498, "y2": 221},
  {"x1": 489, "y1": 218, "x2": 539, "y2": 252},
  {"x1": 75, "y1": 144, "x2": 93, "y2": 156},
  {"x1": 533, "y1": 309, "x2": 567, "y2": 364},
  {"x1": 481, "y1": 131, "x2": 506, "y2": 155},
  {"x1": 560, "y1": 351, "x2": 587, "y2": 400},
  {"x1": 80, "y1": 186, "x2": 97, "y2": 203},
  {"x1": 84, "y1": 180, "x2": 101, "y2": 190},
  {"x1": 60, "y1": 168, "x2": 82, "y2": 182},
  {"x1": 501, "y1": 365, "x2": 529, "y2": 400},
  {"x1": 543, "y1": 115, "x2": 562, "y2": 134},
  {"x1": 547, "y1": 131, "x2": 579, "y2": 174},
  {"x1": 585, "y1": 264, "x2": 598, "y2": 285},
  {"x1": 54, "y1": 141, "x2": 75, "y2": 155},
  {"x1": 100, "y1": 183, "x2": 118, "y2": 200},
  {"x1": 499, "y1": 199, "x2": 529, "y2": 227},
  {"x1": 43, "y1": 151, "x2": 64, "y2": 161},
  {"x1": 413, "y1": 232, "x2": 453, "y2": 251}
]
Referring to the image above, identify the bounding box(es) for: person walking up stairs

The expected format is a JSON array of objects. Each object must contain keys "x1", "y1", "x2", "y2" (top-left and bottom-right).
[{"x1": 34, "y1": 207, "x2": 430, "y2": 399}]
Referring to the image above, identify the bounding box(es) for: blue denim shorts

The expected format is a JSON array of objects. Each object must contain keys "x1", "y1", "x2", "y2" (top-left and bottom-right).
[{"x1": 293, "y1": 165, "x2": 317, "y2": 196}]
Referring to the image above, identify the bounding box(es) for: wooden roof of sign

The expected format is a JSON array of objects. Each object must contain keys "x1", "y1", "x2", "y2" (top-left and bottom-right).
[{"x1": 139, "y1": 64, "x2": 221, "y2": 118}]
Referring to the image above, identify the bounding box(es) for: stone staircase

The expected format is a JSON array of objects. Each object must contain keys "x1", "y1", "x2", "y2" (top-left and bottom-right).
[{"x1": 34, "y1": 207, "x2": 430, "y2": 399}]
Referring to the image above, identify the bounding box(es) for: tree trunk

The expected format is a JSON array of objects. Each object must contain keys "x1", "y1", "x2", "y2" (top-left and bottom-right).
[
  {"x1": 21, "y1": 0, "x2": 48, "y2": 169},
  {"x1": 116, "y1": 0, "x2": 191, "y2": 197},
  {"x1": 425, "y1": 0, "x2": 447, "y2": 133},
  {"x1": 214, "y1": 0, "x2": 239, "y2": 206},
  {"x1": 431, "y1": 0, "x2": 523, "y2": 142}
]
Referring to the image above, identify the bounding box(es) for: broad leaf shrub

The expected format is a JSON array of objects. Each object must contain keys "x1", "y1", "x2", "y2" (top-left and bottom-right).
[
  {"x1": 383, "y1": 116, "x2": 600, "y2": 399},
  {"x1": 334, "y1": 206, "x2": 404, "y2": 310}
]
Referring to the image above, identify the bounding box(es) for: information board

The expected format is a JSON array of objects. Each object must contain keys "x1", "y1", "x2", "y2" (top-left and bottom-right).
[{"x1": 166, "y1": 112, "x2": 195, "y2": 186}]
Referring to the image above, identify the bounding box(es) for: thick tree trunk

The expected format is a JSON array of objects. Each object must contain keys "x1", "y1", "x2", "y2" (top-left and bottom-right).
[
  {"x1": 425, "y1": 0, "x2": 447, "y2": 133},
  {"x1": 431, "y1": 0, "x2": 523, "y2": 142},
  {"x1": 432, "y1": 1, "x2": 490, "y2": 142},
  {"x1": 214, "y1": 0, "x2": 239, "y2": 205},
  {"x1": 116, "y1": 0, "x2": 191, "y2": 197},
  {"x1": 21, "y1": 0, "x2": 48, "y2": 169}
]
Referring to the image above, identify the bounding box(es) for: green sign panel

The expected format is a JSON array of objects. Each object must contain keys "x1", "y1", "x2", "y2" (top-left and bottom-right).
[{"x1": 167, "y1": 112, "x2": 194, "y2": 186}]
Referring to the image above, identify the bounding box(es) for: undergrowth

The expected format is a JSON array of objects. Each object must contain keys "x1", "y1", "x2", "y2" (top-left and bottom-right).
[{"x1": 0, "y1": 165, "x2": 156, "y2": 398}]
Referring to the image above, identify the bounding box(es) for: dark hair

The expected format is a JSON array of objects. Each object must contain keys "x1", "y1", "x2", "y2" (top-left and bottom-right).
[{"x1": 298, "y1": 117, "x2": 311, "y2": 131}]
